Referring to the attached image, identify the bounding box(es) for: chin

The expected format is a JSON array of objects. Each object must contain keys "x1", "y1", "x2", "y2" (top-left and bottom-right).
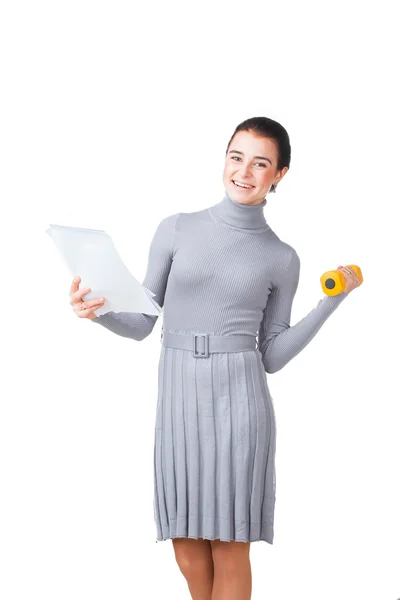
[{"x1": 226, "y1": 180, "x2": 257, "y2": 202}]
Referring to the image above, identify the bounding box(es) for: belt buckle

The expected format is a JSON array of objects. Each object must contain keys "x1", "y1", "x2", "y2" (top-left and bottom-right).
[{"x1": 193, "y1": 333, "x2": 209, "y2": 358}]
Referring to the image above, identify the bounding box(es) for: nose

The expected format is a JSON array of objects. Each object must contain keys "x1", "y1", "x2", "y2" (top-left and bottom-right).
[{"x1": 237, "y1": 164, "x2": 252, "y2": 179}]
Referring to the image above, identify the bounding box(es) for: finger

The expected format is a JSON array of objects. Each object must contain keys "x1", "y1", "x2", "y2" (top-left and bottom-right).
[
  {"x1": 76, "y1": 305, "x2": 93, "y2": 318},
  {"x1": 70, "y1": 286, "x2": 91, "y2": 305},
  {"x1": 78, "y1": 302, "x2": 103, "y2": 318},
  {"x1": 344, "y1": 267, "x2": 359, "y2": 280},
  {"x1": 82, "y1": 298, "x2": 104, "y2": 310},
  {"x1": 70, "y1": 276, "x2": 81, "y2": 296},
  {"x1": 341, "y1": 268, "x2": 360, "y2": 288}
]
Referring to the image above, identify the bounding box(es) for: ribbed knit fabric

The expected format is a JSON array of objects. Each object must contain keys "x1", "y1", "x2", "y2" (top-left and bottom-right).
[
  {"x1": 92, "y1": 192, "x2": 348, "y2": 544},
  {"x1": 92, "y1": 192, "x2": 347, "y2": 374}
]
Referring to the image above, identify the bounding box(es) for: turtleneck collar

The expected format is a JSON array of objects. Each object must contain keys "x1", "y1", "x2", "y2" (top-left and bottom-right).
[{"x1": 209, "y1": 191, "x2": 268, "y2": 231}]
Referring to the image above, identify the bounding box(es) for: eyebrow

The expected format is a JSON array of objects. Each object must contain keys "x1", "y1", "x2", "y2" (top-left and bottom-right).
[{"x1": 228, "y1": 150, "x2": 273, "y2": 166}]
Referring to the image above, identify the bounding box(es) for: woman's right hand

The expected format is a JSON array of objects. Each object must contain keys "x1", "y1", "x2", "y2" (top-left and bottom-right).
[{"x1": 70, "y1": 276, "x2": 105, "y2": 320}]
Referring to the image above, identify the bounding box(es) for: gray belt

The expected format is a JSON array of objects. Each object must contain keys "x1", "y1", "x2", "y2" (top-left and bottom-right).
[{"x1": 161, "y1": 330, "x2": 257, "y2": 358}]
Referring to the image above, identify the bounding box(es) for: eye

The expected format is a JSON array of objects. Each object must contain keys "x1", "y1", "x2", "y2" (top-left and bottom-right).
[{"x1": 230, "y1": 156, "x2": 267, "y2": 168}]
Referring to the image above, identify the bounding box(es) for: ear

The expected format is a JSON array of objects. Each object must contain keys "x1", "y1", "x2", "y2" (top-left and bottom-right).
[{"x1": 274, "y1": 166, "x2": 289, "y2": 185}]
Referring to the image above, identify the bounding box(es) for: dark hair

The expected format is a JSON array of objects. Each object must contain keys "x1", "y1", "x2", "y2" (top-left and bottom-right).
[{"x1": 225, "y1": 116, "x2": 291, "y2": 192}]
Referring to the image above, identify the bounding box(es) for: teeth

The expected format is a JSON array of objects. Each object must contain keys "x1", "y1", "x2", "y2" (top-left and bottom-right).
[{"x1": 233, "y1": 180, "x2": 253, "y2": 189}]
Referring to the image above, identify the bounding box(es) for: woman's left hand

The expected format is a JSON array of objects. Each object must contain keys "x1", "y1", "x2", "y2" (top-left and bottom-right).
[{"x1": 337, "y1": 265, "x2": 362, "y2": 294}]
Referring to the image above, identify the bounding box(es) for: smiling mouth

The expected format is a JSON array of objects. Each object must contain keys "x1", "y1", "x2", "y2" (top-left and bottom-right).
[{"x1": 232, "y1": 180, "x2": 255, "y2": 189}]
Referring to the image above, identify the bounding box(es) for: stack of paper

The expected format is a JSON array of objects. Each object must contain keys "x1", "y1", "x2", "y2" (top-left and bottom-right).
[{"x1": 46, "y1": 224, "x2": 162, "y2": 318}]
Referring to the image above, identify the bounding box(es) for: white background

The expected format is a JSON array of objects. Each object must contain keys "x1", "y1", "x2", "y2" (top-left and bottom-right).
[{"x1": 1, "y1": 1, "x2": 399, "y2": 599}]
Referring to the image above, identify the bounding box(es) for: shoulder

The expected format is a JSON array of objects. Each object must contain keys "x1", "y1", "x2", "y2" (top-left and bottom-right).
[
  {"x1": 153, "y1": 212, "x2": 181, "y2": 240},
  {"x1": 149, "y1": 213, "x2": 181, "y2": 255},
  {"x1": 154, "y1": 206, "x2": 209, "y2": 244},
  {"x1": 157, "y1": 206, "x2": 207, "y2": 228},
  {"x1": 261, "y1": 227, "x2": 300, "y2": 285},
  {"x1": 157, "y1": 212, "x2": 181, "y2": 229},
  {"x1": 264, "y1": 227, "x2": 300, "y2": 266},
  {"x1": 159, "y1": 207, "x2": 211, "y2": 237}
]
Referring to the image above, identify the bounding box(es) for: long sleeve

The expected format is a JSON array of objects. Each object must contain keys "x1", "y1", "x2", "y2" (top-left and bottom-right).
[
  {"x1": 258, "y1": 249, "x2": 348, "y2": 374},
  {"x1": 91, "y1": 212, "x2": 179, "y2": 340}
]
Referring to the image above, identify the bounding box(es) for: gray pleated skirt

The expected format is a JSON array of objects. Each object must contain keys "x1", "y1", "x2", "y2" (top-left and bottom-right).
[{"x1": 153, "y1": 336, "x2": 277, "y2": 544}]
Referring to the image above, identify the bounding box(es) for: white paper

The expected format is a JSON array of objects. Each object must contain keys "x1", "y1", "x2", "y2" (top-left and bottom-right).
[{"x1": 46, "y1": 224, "x2": 162, "y2": 317}]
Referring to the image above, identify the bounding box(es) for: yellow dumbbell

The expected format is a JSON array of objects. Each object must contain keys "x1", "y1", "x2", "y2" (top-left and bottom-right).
[{"x1": 320, "y1": 264, "x2": 363, "y2": 296}]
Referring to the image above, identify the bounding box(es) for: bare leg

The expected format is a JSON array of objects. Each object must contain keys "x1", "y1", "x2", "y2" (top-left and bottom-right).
[
  {"x1": 172, "y1": 538, "x2": 214, "y2": 600},
  {"x1": 210, "y1": 540, "x2": 252, "y2": 600}
]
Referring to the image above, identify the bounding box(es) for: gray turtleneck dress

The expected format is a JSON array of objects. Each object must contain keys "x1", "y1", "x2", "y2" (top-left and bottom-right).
[{"x1": 92, "y1": 193, "x2": 348, "y2": 544}]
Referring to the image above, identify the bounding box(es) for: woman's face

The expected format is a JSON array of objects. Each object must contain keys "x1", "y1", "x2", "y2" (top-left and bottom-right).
[{"x1": 223, "y1": 130, "x2": 288, "y2": 205}]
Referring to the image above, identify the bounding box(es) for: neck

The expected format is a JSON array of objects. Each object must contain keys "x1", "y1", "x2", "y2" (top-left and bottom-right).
[{"x1": 209, "y1": 191, "x2": 268, "y2": 230}]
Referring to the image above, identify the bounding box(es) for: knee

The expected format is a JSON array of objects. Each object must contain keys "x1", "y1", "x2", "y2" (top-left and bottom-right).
[
  {"x1": 172, "y1": 539, "x2": 213, "y2": 579},
  {"x1": 210, "y1": 556, "x2": 237, "y2": 578},
  {"x1": 175, "y1": 554, "x2": 206, "y2": 578},
  {"x1": 211, "y1": 540, "x2": 250, "y2": 576}
]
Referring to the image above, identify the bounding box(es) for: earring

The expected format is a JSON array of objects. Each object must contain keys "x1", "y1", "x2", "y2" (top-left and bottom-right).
[{"x1": 271, "y1": 183, "x2": 277, "y2": 193}]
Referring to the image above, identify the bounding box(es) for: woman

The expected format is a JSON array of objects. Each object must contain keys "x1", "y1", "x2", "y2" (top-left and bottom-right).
[{"x1": 69, "y1": 117, "x2": 361, "y2": 600}]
